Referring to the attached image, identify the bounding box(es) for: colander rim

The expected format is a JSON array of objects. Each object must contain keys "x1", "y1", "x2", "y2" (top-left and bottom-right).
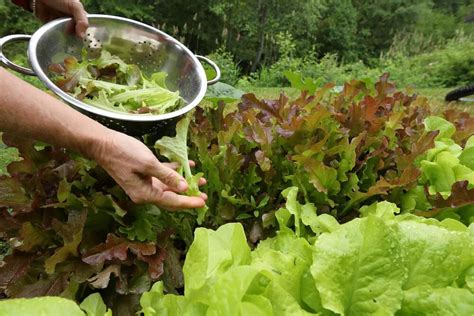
[{"x1": 28, "y1": 14, "x2": 208, "y2": 123}]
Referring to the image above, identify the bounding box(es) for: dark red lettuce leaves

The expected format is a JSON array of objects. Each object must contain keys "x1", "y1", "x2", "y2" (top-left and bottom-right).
[
  {"x1": 1, "y1": 73, "x2": 472, "y2": 314},
  {"x1": 189, "y1": 74, "x2": 472, "y2": 227},
  {"x1": 0, "y1": 140, "x2": 182, "y2": 310},
  {"x1": 428, "y1": 181, "x2": 474, "y2": 209}
]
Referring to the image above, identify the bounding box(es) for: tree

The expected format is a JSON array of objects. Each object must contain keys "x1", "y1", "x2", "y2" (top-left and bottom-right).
[
  {"x1": 0, "y1": 1, "x2": 39, "y2": 37},
  {"x1": 209, "y1": 0, "x2": 324, "y2": 70},
  {"x1": 351, "y1": 0, "x2": 432, "y2": 58},
  {"x1": 313, "y1": 0, "x2": 359, "y2": 62}
]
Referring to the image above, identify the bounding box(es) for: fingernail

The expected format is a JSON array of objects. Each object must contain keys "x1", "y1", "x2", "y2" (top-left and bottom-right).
[{"x1": 178, "y1": 180, "x2": 188, "y2": 192}]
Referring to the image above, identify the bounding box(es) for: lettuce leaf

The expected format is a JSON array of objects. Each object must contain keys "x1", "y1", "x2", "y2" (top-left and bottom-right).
[
  {"x1": 399, "y1": 286, "x2": 474, "y2": 315},
  {"x1": 396, "y1": 216, "x2": 474, "y2": 289},
  {"x1": 51, "y1": 49, "x2": 182, "y2": 115},
  {"x1": 139, "y1": 201, "x2": 474, "y2": 316},
  {"x1": 183, "y1": 223, "x2": 251, "y2": 297},
  {"x1": 80, "y1": 293, "x2": 112, "y2": 316},
  {"x1": 155, "y1": 117, "x2": 208, "y2": 223},
  {"x1": 251, "y1": 231, "x2": 313, "y2": 306},
  {"x1": 311, "y1": 216, "x2": 405, "y2": 315},
  {"x1": 424, "y1": 116, "x2": 456, "y2": 140},
  {"x1": 419, "y1": 119, "x2": 474, "y2": 200},
  {"x1": 0, "y1": 297, "x2": 85, "y2": 316}
]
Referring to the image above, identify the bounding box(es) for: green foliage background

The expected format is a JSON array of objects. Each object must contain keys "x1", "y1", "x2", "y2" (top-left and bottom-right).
[
  {"x1": 1, "y1": 0, "x2": 474, "y2": 88},
  {"x1": 1, "y1": 1, "x2": 474, "y2": 312}
]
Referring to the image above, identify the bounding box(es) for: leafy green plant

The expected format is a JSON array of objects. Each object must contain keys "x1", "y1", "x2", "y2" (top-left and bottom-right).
[
  {"x1": 0, "y1": 1, "x2": 39, "y2": 37},
  {"x1": 206, "y1": 48, "x2": 241, "y2": 86},
  {"x1": 0, "y1": 293, "x2": 111, "y2": 316},
  {"x1": 1, "y1": 74, "x2": 473, "y2": 314},
  {"x1": 0, "y1": 134, "x2": 194, "y2": 314},
  {"x1": 0, "y1": 136, "x2": 21, "y2": 176},
  {"x1": 191, "y1": 74, "x2": 474, "y2": 229},
  {"x1": 155, "y1": 117, "x2": 208, "y2": 223},
  {"x1": 379, "y1": 31, "x2": 474, "y2": 88},
  {"x1": 0, "y1": 297, "x2": 86, "y2": 316},
  {"x1": 50, "y1": 50, "x2": 183, "y2": 114},
  {"x1": 244, "y1": 28, "x2": 474, "y2": 90},
  {"x1": 139, "y1": 202, "x2": 474, "y2": 315}
]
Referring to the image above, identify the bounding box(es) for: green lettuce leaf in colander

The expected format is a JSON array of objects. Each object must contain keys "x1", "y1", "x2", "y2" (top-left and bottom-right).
[{"x1": 49, "y1": 49, "x2": 183, "y2": 115}]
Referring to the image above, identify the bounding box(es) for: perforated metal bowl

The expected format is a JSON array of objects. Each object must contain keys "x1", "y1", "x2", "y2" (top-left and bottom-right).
[{"x1": 0, "y1": 14, "x2": 220, "y2": 136}]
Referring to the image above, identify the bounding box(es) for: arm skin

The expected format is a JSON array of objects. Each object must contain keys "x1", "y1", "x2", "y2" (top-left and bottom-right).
[
  {"x1": 3, "y1": 0, "x2": 207, "y2": 210},
  {"x1": 0, "y1": 68, "x2": 207, "y2": 210}
]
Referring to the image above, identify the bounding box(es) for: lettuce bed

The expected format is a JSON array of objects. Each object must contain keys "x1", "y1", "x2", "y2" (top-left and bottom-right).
[
  {"x1": 140, "y1": 205, "x2": 474, "y2": 316},
  {"x1": 0, "y1": 75, "x2": 473, "y2": 314}
]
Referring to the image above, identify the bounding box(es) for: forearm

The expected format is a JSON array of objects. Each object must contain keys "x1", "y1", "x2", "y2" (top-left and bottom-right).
[{"x1": 0, "y1": 68, "x2": 109, "y2": 159}]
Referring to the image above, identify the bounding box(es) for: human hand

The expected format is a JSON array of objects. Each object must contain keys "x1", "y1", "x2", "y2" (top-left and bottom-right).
[
  {"x1": 0, "y1": 68, "x2": 206, "y2": 210},
  {"x1": 91, "y1": 130, "x2": 207, "y2": 211},
  {"x1": 34, "y1": 0, "x2": 88, "y2": 37}
]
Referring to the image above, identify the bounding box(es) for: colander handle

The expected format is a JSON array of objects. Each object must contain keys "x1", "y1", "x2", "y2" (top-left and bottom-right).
[
  {"x1": 196, "y1": 55, "x2": 221, "y2": 86},
  {"x1": 0, "y1": 34, "x2": 35, "y2": 76}
]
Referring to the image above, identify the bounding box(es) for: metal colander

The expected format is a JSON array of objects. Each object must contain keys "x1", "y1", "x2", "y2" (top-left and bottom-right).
[{"x1": 0, "y1": 14, "x2": 220, "y2": 136}]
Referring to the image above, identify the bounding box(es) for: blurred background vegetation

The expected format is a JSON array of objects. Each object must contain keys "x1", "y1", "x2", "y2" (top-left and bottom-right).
[{"x1": 1, "y1": 0, "x2": 474, "y2": 90}]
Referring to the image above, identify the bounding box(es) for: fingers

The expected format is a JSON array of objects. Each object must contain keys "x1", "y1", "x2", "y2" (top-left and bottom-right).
[
  {"x1": 117, "y1": 169, "x2": 207, "y2": 210},
  {"x1": 147, "y1": 160, "x2": 189, "y2": 192},
  {"x1": 160, "y1": 160, "x2": 206, "y2": 186},
  {"x1": 69, "y1": 1, "x2": 89, "y2": 38},
  {"x1": 162, "y1": 160, "x2": 196, "y2": 170},
  {"x1": 146, "y1": 178, "x2": 206, "y2": 210},
  {"x1": 161, "y1": 161, "x2": 181, "y2": 170},
  {"x1": 153, "y1": 191, "x2": 207, "y2": 211}
]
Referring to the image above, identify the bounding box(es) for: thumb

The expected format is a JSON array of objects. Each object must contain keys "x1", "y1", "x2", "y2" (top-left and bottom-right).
[
  {"x1": 69, "y1": 1, "x2": 89, "y2": 38},
  {"x1": 148, "y1": 160, "x2": 189, "y2": 192}
]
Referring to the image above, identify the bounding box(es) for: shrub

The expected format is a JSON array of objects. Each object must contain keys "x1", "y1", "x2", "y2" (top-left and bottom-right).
[
  {"x1": 379, "y1": 30, "x2": 474, "y2": 88},
  {"x1": 207, "y1": 48, "x2": 241, "y2": 86}
]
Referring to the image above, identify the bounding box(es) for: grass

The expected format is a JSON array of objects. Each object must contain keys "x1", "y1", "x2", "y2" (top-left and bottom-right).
[
  {"x1": 417, "y1": 87, "x2": 474, "y2": 114},
  {"x1": 248, "y1": 86, "x2": 453, "y2": 103},
  {"x1": 246, "y1": 87, "x2": 301, "y2": 100}
]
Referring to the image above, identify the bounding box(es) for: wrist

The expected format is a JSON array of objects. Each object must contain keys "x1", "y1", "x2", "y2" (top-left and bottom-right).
[{"x1": 73, "y1": 123, "x2": 115, "y2": 164}]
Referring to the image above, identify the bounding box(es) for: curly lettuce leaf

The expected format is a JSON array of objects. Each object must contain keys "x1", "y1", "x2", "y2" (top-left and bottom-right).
[
  {"x1": 275, "y1": 186, "x2": 333, "y2": 237},
  {"x1": 140, "y1": 281, "x2": 187, "y2": 316},
  {"x1": 0, "y1": 138, "x2": 21, "y2": 176},
  {"x1": 424, "y1": 116, "x2": 456, "y2": 140},
  {"x1": 419, "y1": 120, "x2": 474, "y2": 199},
  {"x1": 359, "y1": 200, "x2": 400, "y2": 219},
  {"x1": 155, "y1": 117, "x2": 208, "y2": 223},
  {"x1": 80, "y1": 293, "x2": 112, "y2": 316},
  {"x1": 460, "y1": 135, "x2": 474, "y2": 170},
  {"x1": 51, "y1": 49, "x2": 183, "y2": 115},
  {"x1": 251, "y1": 231, "x2": 313, "y2": 308}
]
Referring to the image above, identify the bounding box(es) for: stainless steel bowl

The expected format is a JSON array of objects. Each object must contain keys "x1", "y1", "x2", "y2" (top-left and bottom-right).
[{"x1": 0, "y1": 14, "x2": 220, "y2": 136}]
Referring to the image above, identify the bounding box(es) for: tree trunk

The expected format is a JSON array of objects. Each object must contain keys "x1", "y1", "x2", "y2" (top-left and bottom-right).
[{"x1": 251, "y1": 0, "x2": 267, "y2": 72}]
